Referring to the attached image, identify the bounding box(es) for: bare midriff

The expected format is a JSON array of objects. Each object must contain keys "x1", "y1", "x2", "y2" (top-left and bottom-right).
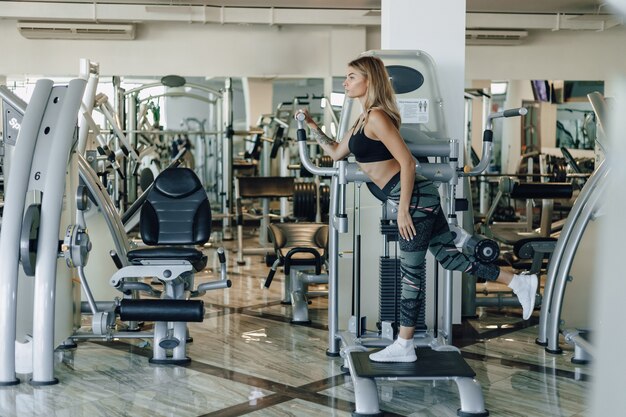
[{"x1": 358, "y1": 158, "x2": 401, "y2": 190}]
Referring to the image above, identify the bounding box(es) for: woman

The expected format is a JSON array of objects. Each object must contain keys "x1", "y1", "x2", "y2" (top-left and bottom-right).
[{"x1": 301, "y1": 55, "x2": 538, "y2": 363}]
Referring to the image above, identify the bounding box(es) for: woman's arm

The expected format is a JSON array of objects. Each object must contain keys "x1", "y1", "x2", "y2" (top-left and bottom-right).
[
  {"x1": 302, "y1": 110, "x2": 351, "y2": 161},
  {"x1": 366, "y1": 109, "x2": 417, "y2": 240}
]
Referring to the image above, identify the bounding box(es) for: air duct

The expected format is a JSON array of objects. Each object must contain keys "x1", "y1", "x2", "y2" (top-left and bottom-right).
[{"x1": 17, "y1": 21, "x2": 136, "y2": 40}]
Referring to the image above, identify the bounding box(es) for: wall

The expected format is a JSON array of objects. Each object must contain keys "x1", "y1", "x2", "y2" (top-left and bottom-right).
[
  {"x1": 467, "y1": 27, "x2": 626, "y2": 83},
  {"x1": 0, "y1": 20, "x2": 366, "y2": 78},
  {"x1": 1, "y1": 18, "x2": 625, "y2": 85}
]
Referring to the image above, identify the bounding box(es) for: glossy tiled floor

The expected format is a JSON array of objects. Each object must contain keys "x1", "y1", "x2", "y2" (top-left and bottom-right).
[{"x1": 0, "y1": 230, "x2": 591, "y2": 417}]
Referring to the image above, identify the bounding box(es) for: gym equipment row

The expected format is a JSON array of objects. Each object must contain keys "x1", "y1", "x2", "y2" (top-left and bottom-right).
[{"x1": 0, "y1": 69, "x2": 230, "y2": 386}]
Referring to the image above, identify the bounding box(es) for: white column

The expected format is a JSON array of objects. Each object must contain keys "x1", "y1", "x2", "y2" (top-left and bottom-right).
[
  {"x1": 382, "y1": 0, "x2": 466, "y2": 147},
  {"x1": 381, "y1": 0, "x2": 466, "y2": 325},
  {"x1": 242, "y1": 77, "x2": 273, "y2": 130}
]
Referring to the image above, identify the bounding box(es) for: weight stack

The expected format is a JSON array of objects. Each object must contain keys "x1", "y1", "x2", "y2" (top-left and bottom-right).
[
  {"x1": 379, "y1": 256, "x2": 401, "y2": 325},
  {"x1": 378, "y1": 257, "x2": 427, "y2": 332},
  {"x1": 378, "y1": 220, "x2": 426, "y2": 332}
]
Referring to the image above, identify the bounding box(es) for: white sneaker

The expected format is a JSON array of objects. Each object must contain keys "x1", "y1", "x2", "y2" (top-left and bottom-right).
[
  {"x1": 509, "y1": 273, "x2": 538, "y2": 320},
  {"x1": 369, "y1": 340, "x2": 417, "y2": 363}
]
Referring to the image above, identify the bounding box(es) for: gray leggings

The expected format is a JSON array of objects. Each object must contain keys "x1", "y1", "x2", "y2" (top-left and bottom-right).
[{"x1": 385, "y1": 175, "x2": 500, "y2": 327}]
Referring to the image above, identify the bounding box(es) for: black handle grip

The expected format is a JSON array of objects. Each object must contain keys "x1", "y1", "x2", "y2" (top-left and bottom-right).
[
  {"x1": 297, "y1": 129, "x2": 307, "y2": 142},
  {"x1": 482, "y1": 130, "x2": 493, "y2": 143},
  {"x1": 285, "y1": 247, "x2": 322, "y2": 275},
  {"x1": 264, "y1": 269, "x2": 276, "y2": 288},
  {"x1": 218, "y1": 250, "x2": 226, "y2": 264},
  {"x1": 115, "y1": 167, "x2": 126, "y2": 180},
  {"x1": 109, "y1": 250, "x2": 123, "y2": 269}
]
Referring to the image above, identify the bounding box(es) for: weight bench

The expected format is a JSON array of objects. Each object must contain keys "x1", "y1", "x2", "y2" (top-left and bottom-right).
[
  {"x1": 235, "y1": 176, "x2": 295, "y2": 265},
  {"x1": 264, "y1": 222, "x2": 328, "y2": 324},
  {"x1": 110, "y1": 167, "x2": 230, "y2": 364}
]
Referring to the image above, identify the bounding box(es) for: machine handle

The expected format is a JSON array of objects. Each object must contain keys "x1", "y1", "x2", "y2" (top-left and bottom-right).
[
  {"x1": 264, "y1": 269, "x2": 277, "y2": 288},
  {"x1": 109, "y1": 250, "x2": 123, "y2": 269},
  {"x1": 217, "y1": 247, "x2": 226, "y2": 264},
  {"x1": 294, "y1": 111, "x2": 338, "y2": 177},
  {"x1": 467, "y1": 107, "x2": 528, "y2": 176},
  {"x1": 264, "y1": 258, "x2": 282, "y2": 288},
  {"x1": 503, "y1": 107, "x2": 528, "y2": 118}
]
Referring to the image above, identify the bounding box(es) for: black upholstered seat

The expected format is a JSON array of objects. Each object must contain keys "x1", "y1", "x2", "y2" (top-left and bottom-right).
[{"x1": 127, "y1": 167, "x2": 211, "y2": 271}]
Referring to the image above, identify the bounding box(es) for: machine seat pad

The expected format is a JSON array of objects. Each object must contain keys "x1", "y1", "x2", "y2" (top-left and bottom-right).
[
  {"x1": 268, "y1": 223, "x2": 328, "y2": 251},
  {"x1": 128, "y1": 247, "x2": 207, "y2": 271}
]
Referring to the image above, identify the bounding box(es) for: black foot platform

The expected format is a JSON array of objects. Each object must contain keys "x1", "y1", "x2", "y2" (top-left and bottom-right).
[
  {"x1": 344, "y1": 347, "x2": 488, "y2": 417},
  {"x1": 351, "y1": 347, "x2": 476, "y2": 379}
]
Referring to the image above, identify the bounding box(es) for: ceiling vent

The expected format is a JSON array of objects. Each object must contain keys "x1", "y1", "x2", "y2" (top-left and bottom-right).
[
  {"x1": 466, "y1": 29, "x2": 528, "y2": 46},
  {"x1": 17, "y1": 21, "x2": 136, "y2": 40}
]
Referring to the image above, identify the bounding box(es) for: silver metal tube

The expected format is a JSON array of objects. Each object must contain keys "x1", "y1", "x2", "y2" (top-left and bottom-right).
[
  {"x1": 467, "y1": 142, "x2": 493, "y2": 175},
  {"x1": 563, "y1": 329, "x2": 595, "y2": 358},
  {"x1": 545, "y1": 167, "x2": 608, "y2": 353},
  {"x1": 297, "y1": 141, "x2": 337, "y2": 177},
  {"x1": 327, "y1": 176, "x2": 341, "y2": 355},
  {"x1": 260, "y1": 125, "x2": 271, "y2": 244},
  {"x1": 0, "y1": 85, "x2": 27, "y2": 113},
  {"x1": 196, "y1": 280, "x2": 230, "y2": 292},
  {"x1": 71, "y1": 332, "x2": 153, "y2": 340},
  {"x1": 417, "y1": 163, "x2": 456, "y2": 182},
  {"x1": 32, "y1": 78, "x2": 87, "y2": 384},
  {"x1": 77, "y1": 154, "x2": 131, "y2": 259},
  {"x1": 300, "y1": 273, "x2": 329, "y2": 285},
  {"x1": 406, "y1": 140, "x2": 452, "y2": 157},
  {"x1": 219, "y1": 248, "x2": 228, "y2": 282},
  {"x1": 80, "y1": 302, "x2": 116, "y2": 314},
  {"x1": 77, "y1": 60, "x2": 99, "y2": 156},
  {"x1": 126, "y1": 93, "x2": 137, "y2": 206},
  {"x1": 222, "y1": 78, "x2": 233, "y2": 239},
  {"x1": 124, "y1": 81, "x2": 222, "y2": 98},
  {"x1": 486, "y1": 107, "x2": 528, "y2": 130},
  {"x1": 118, "y1": 282, "x2": 162, "y2": 297},
  {"x1": 77, "y1": 267, "x2": 98, "y2": 315},
  {"x1": 344, "y1": 163, "x2": 370, "y2": 183},
  {"x1": 100, "y1": 100, "x2": 140, "y2": 160},
  {"x1": 0, "y1": 79, "x2": 53, "y2": 385},
  {"x1": 279, "y1": 146, "x2": 290, "y2": 218},
  {"x1": 537, "y1": 160, "x2": 608, "y2": 344},
  {"x1": 469, "y1": 108, "x2": 526, "y2": 176}
]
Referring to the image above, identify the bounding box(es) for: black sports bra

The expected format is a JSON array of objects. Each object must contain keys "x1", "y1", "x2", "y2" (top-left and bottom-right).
[{"x1": 348, "y1": 126, "x2": 394, "y2": 163}]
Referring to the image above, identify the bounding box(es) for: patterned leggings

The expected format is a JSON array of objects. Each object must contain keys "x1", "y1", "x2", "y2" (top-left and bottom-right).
[{"x1": 386, "y1": 175, "x2": 501, "y2": 327}]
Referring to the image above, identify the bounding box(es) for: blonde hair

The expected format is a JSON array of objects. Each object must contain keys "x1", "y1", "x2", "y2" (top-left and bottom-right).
[{"x1": 348, "y1": 55, "x2": 401, "y2": 129}]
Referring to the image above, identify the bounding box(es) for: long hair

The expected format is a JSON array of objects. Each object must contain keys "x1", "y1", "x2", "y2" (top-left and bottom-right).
[{"x1": 348, "y1": 55, "x2": 401, "y2": 129}]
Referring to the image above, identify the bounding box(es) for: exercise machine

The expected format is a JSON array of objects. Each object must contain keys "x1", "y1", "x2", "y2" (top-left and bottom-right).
[
  {"x1": 264, "y1": 222, "x2": 328, "y2": 323},
  {"x1": 294, "y1": 50, "x2": 527, "y2": 416},
  {"x1": 0, "y1": 71, "x2": 229, "y2": 385},
  {"x1": 536, "y1": 92, "x2": 609, "y2": 363}
]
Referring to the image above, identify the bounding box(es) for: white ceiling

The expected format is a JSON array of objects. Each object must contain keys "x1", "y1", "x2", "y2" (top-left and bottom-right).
[
  {"x1": 1, "y1": 0, "x2": 610, "y2": 14},
  {"x1": 2, "y1": 0, "x2": 620, "y2": 34}
]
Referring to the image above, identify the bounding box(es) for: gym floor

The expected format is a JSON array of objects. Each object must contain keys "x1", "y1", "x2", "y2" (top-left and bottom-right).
[{"x1": 0, "y1": 229, "x2": 589, "y2": 417}]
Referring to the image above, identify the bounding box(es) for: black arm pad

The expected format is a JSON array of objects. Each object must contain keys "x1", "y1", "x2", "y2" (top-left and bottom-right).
[
  {"x1": 118, "y1": 299, "x2": 205, "y2": 322},
  {"x1": 511, "y1": 183, "x2": 573, "y2": 199}
]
